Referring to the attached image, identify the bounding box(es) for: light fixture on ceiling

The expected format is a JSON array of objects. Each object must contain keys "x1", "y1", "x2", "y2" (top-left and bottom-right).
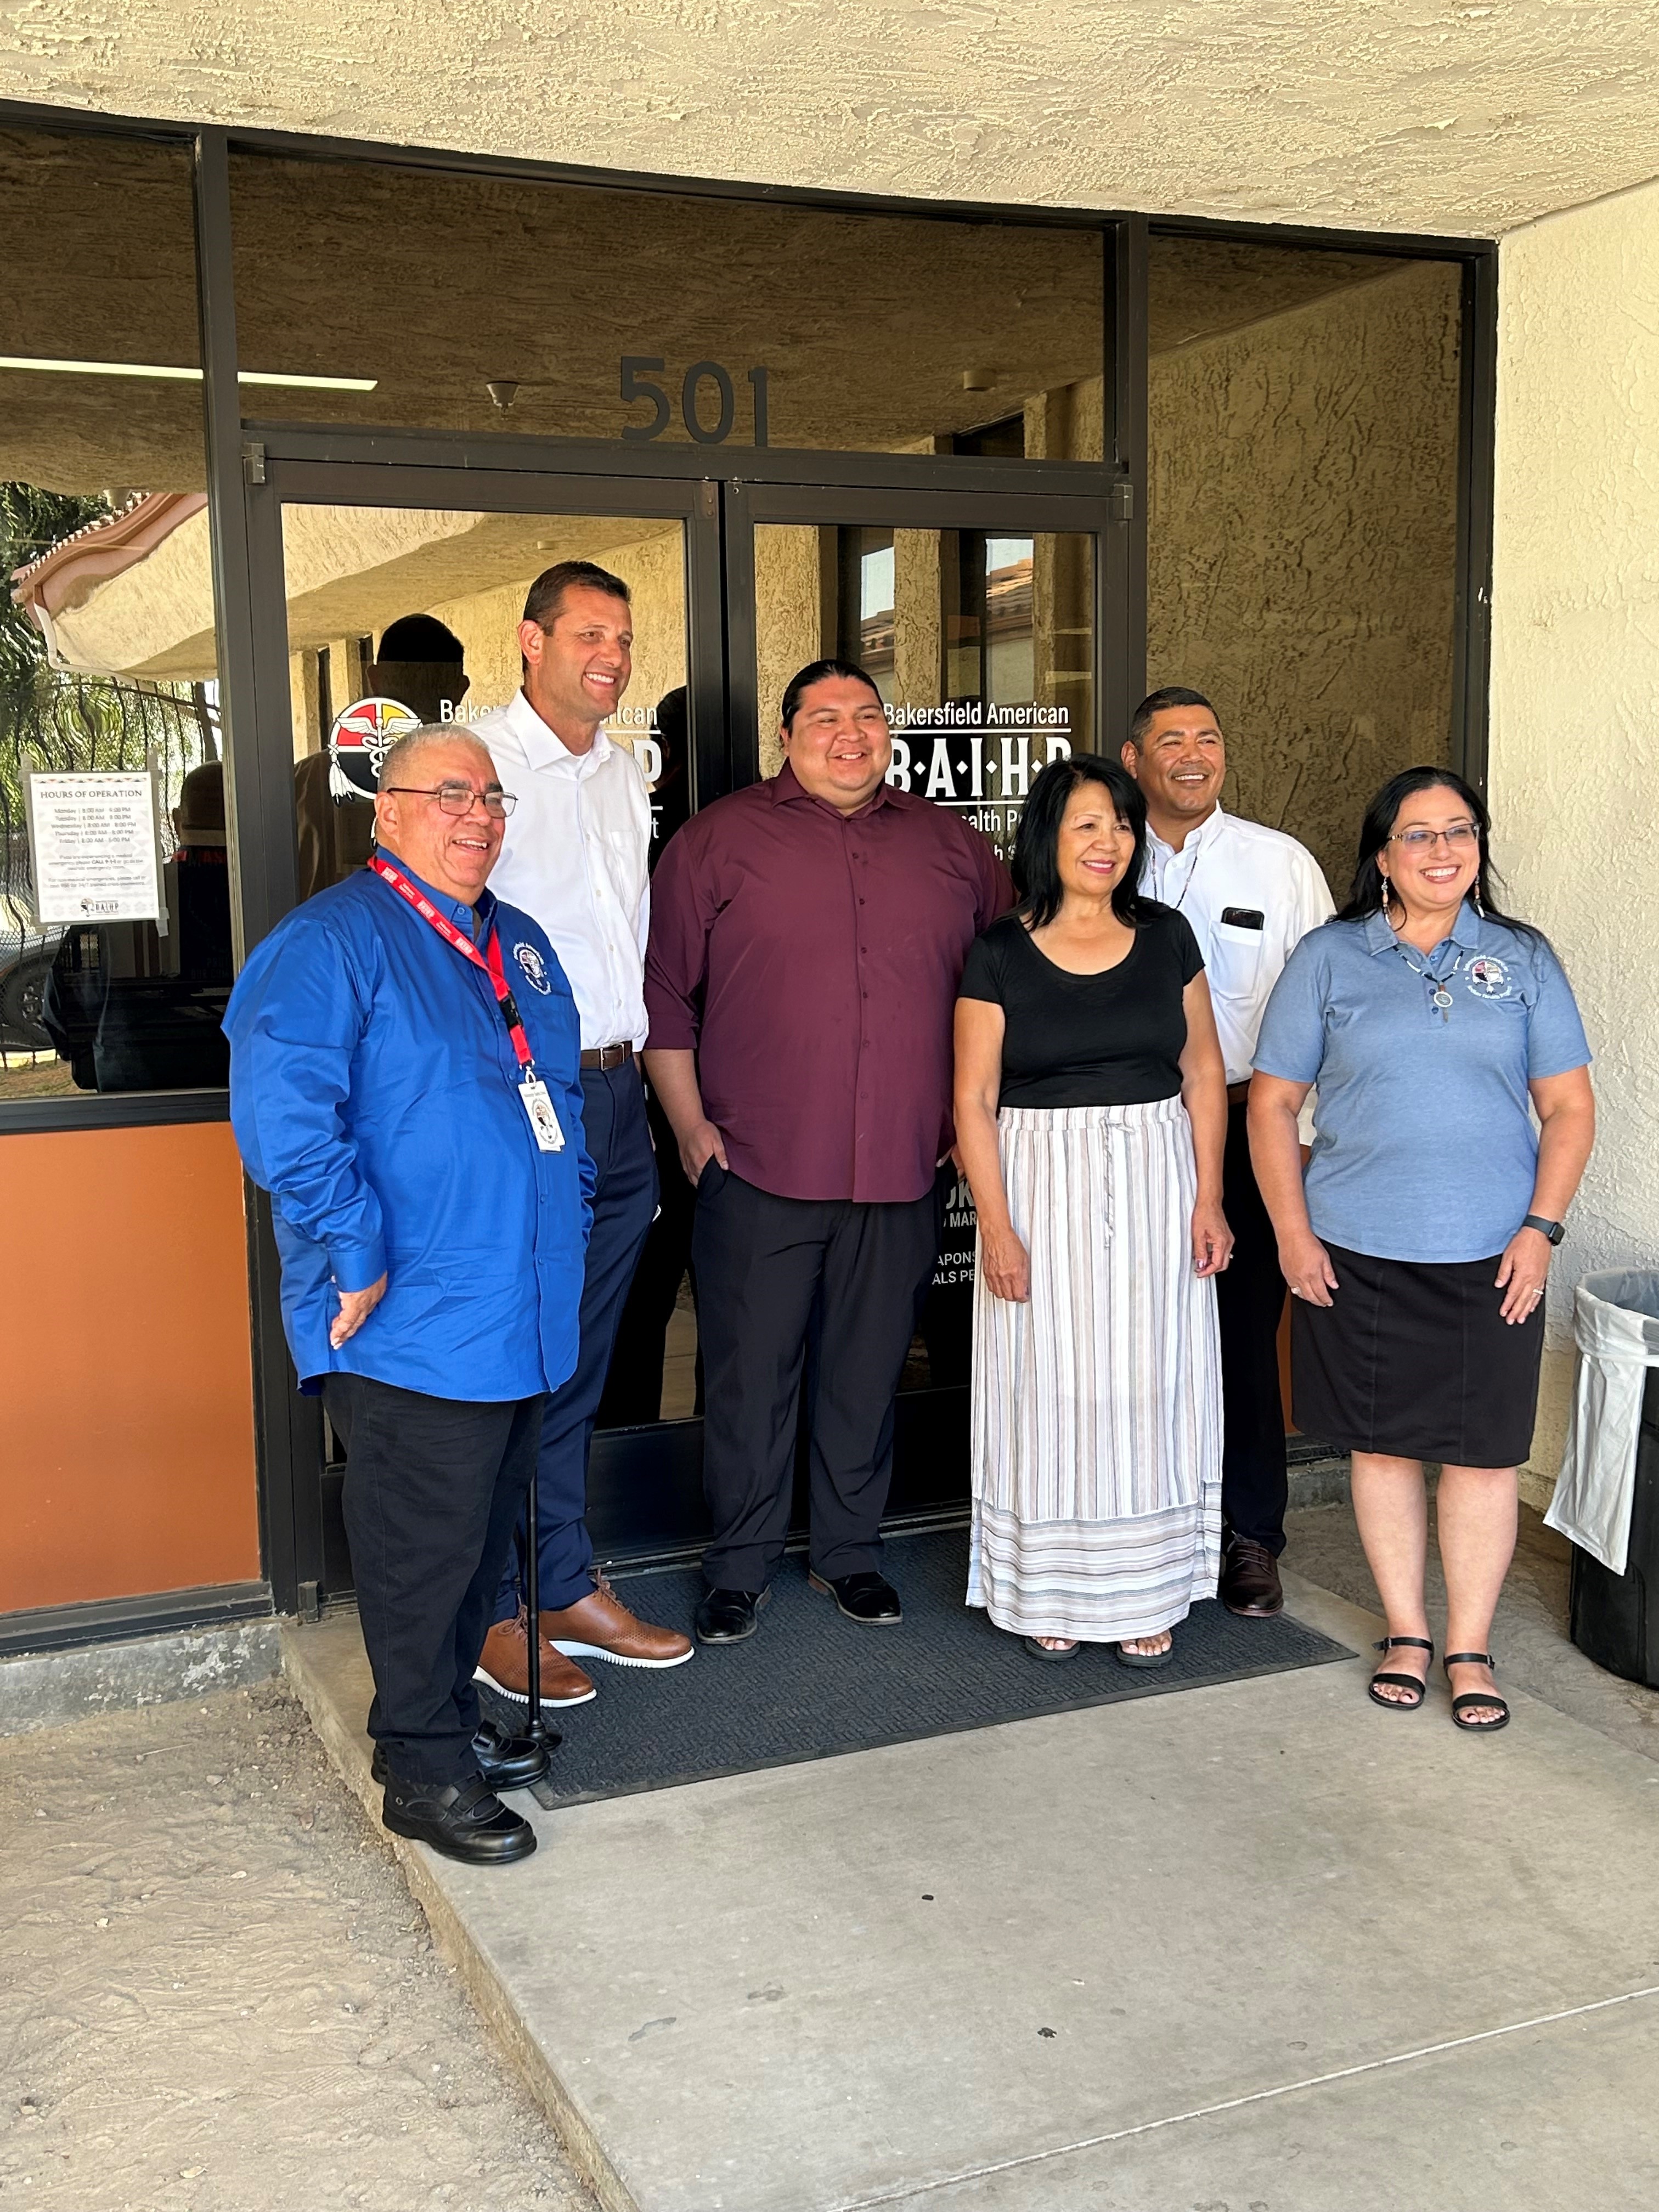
[
  {"x1": 961, "y1": 368, "x2": 994, "y2": 392},
  {"x1": 486, "y1": 380, "x2": 520, "y2": 410},
  {"x1": 240, "y1": 370, "x2": 379, "y2": 391},
  {"x1": 0, "y1": 354, "x2": 377, "y2": 392}
]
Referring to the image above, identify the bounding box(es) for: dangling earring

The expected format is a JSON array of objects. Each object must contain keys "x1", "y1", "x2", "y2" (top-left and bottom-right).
[
  {"x1": 1474, "y1": 884, "x2": 1486, "y2": 918},
  {"x1": 1380, "y1": 871, "x2": 1397, "y2": 913}
]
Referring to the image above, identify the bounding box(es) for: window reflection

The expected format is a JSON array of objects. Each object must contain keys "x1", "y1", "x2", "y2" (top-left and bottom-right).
[
  {"x1": 2, "y1": 518, "x2": 228, "y2": 1102},
  {"x1": 273, "y1": 500, "x2": 704, "y2": 1430},
  {"x1": 1145, "y1": 233, "x2": 1461, "y2": 894},
  {"x1": 229, "y1": 154, "x2": 1104, "y2": 458},
  {"x1": 0, "y1": 131, "x2": 227, "y2": 1104},
  {"x1": 836, "y1": 530, "x2": 896, "y2": 697}
]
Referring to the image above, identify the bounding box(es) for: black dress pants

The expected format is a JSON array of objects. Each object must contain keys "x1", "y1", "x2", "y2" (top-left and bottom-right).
[
  {"x1": 1215, "y1": 1100, "x2": 1290, "y2": 1555},
  {"x1": 691, "y1": 1164, "x2": 941, "y2": 1590},
  {"x1": 324, "y1": 1373, "x2": 546, "y2": 1786}
]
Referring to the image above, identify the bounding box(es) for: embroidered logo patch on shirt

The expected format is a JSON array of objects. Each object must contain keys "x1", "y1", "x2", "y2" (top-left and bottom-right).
[
  {"x1": 1466, "y1": 954, "x2": 1514, "y2": 1000},
  {"x1": 513, "y1": 942, "x2": 554, "y2": 995}
]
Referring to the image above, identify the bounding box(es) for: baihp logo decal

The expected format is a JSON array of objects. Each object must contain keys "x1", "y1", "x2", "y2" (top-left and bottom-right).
[
  {"x1": 514, "y1": 941, "x2": 554, "y2": 995},
  {"x1": 328, "y1": 696, "x2": 421, "y2": 803},
  {"x1": 1466, "y1": 953, "x2": 1514, "y2": 1001}
]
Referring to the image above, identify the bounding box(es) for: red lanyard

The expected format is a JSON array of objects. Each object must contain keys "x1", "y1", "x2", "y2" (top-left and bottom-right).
[{"x1": 369, "y1": 855, "x2": 533, "y2": 1071}]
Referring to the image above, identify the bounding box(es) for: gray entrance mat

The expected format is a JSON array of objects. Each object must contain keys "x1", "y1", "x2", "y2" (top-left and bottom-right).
[{"x1": 483, "y1": 1525, "x2": 1353, "y2": 1805}]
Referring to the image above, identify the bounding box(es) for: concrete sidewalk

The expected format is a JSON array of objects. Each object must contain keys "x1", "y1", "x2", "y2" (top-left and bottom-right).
[{"x1": 283, "y1": 1547, "x2": 1659, "y2": 2212}]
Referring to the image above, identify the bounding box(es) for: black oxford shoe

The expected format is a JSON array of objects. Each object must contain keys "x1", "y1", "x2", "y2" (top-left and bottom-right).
[
  {"x1": 808, "y1": 1570, "x2": 902, "y2": 1624},
  {"x1": 370, "y1": 1716, "x2": 556, "y2": 1793},
  {"x1": 381, "y1": 1771, "x2": 537, "y2": 1866},
  {"x1": 1219, "y1": 1534, "x2": 1285, "y2": 1618},
  {"x1": 695, "y1": 1584, "x2": 771, "y2": 1643}
]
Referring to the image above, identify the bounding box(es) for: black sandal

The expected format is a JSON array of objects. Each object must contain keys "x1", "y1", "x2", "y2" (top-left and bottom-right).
[
  {"x1": 1444, "y1": 1651, "x2": 1510, "y2": 1733},
  {"x1": 1368, "y1": 1635, "x2": 1434, "y2": 1711}
]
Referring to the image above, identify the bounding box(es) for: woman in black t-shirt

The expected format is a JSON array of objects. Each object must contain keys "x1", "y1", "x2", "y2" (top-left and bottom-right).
[{"x1": 954, "y1": 757, "x2": 1231, "y2": 1664}]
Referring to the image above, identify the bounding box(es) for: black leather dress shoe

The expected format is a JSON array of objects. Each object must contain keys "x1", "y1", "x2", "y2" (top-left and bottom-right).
[
  {"x1": 808, "y1": 1570, "x2": 902, "y2": 1624},
  {"x1": 695, "y1": 1585, "x2": 770, "y2": 1643},
  {"x1": 371, "y1": 1714, "x2": 555, "y2": 1793},
  {"x1": 381, "y1": 1772, "x2": 537, "y2": 1865},
  {"x1": 1219, "y1": 1534, "x2": 1285, "y2": 1618}
]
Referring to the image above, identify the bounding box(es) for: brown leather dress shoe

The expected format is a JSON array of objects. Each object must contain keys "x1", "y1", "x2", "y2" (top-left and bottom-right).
[
  {"x1": 1219, "y1": 1534, "x2": 1285, "y2": 1618},
  {"x1": 474, "y1": 1607, "x2": 597, "y2": 1706},
  {"x1": 540, "y1": 1572, "x2": 695, "y2": 1669}
]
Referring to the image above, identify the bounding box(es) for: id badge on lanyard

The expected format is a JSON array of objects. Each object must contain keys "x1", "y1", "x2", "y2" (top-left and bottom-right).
[
  {"x1": 518, "y1": 1074, "x2": 565, "y2": 1152},
  {"x1": 369, "y1": 856, "x2": 566, "y2": 1153}
]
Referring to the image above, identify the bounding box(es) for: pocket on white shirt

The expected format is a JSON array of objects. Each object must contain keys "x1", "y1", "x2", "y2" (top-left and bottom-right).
[
  {"x1": 1207, "y1": 921, "x2": 1266, "y2": 1001},
  {"x1": 600, "y1": 825, "x2": 644, "y2": 908}
]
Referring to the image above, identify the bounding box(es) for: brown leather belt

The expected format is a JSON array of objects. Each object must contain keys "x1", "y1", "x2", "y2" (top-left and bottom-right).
[
  {"x1": 1226, "y1": 1080, "x2": 1252, "y2": 1105},
  {"x1": 580, "y1": 1042, "x2": 635, "y2": 1071}
]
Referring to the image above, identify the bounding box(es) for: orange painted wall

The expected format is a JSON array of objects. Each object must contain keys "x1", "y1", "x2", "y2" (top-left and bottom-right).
[{"x1": 0, "y1": 1122, "x2": 261, "y2": 1614}]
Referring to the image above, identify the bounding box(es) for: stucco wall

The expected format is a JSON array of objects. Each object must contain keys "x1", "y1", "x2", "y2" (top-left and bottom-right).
[
  {"x1": 1147, "y1": 260, "x2": 1462, "y2": 898},
  {"x1": 1489, "y1": 176, "x2": 1659, "y2": 1506},
  {"x1": 753, "y1": 527, "x2": 830, "y2": 780}
]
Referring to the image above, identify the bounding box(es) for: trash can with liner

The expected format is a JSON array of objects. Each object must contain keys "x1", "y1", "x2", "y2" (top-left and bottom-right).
[{"x1": 1546, "y1": 1270, "x2": 1659, "y2": 1687}]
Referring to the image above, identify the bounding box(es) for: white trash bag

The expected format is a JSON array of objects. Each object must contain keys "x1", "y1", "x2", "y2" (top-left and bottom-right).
[{"x1": 1545, "y1": 1271, "x2": 1659, "y2": 1576}]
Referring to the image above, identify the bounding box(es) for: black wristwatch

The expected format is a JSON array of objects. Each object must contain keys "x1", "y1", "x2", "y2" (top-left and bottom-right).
[{"x1": 1522, "y1": 1214, "x2": 1567, "y2": 1246}]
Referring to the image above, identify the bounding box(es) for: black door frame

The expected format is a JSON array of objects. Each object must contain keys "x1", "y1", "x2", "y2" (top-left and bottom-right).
[{"x1": 239, "y1": 436, "x2": 1125, "y2": 1606}]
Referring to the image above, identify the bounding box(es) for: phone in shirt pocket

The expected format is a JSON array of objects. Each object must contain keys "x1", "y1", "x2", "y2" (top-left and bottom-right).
[{"x1": 1207, "y1": 907, "x2": 1266, "y2": 998}]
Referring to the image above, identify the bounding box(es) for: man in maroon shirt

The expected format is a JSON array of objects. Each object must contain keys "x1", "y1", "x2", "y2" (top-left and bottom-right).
[{"x1": 645, "y1": 659, "x2": 1012, "y2": 1643}]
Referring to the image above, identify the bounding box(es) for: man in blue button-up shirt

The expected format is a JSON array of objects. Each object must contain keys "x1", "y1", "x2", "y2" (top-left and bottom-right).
[{"x1": 227, "y1": 729, "x2": 592, "y2": 1867}]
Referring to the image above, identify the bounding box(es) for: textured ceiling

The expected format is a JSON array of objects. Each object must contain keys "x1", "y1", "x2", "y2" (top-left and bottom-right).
[{"x1": 2, "y1": 0, "x2": 1656, "y2": 236}]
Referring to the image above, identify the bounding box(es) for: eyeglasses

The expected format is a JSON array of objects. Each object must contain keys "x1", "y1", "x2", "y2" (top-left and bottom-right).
[
  {"x1": 381, "y1": 782, "x2": 517, "y2": 819},
  {"x1": 1389, "y1": 822, "x2": 1477, "y2": 853}
]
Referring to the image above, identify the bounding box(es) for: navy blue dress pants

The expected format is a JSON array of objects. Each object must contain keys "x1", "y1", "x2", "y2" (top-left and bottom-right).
[{"x1": 492, "y1": 1062, "x2": 658, "y2": 1621}]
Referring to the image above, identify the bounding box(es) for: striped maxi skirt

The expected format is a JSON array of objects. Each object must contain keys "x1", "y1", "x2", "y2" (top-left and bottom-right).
[{"x1": 967, "y1": 1097, "x2": 1223, "y2": 1644}]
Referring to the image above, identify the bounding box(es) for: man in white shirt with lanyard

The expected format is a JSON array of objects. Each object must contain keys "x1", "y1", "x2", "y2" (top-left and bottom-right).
[
  {"x1": 1123, "y1": 686, "x2": 1334, "y2": 1618},
  {"x1": 472, "y1": 560, "x2": 693, "y2": 1699}
]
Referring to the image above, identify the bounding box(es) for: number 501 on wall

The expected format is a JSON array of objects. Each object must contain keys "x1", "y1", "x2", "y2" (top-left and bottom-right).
[{"x1": 620, "y1": 358, "x2": 770, "y2": 447}]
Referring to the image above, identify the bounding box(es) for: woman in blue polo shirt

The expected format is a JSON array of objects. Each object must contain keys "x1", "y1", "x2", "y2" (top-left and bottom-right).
[{"x1": 1249, "y1": 768, "x2": 1594, "y2": 1733}]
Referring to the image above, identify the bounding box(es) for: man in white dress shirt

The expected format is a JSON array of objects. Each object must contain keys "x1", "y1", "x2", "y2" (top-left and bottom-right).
[
  {"x1": 1124, "y1": 686, "x2": 1334, "y2": 1618},
  {"x1": 473, "y1": 561, "x2": 692, "y2": 1699}
]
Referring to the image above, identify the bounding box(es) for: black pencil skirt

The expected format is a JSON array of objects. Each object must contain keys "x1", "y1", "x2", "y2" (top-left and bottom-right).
[{"x1": 1291, "y1": 1241, "x2": 1545, "y2": 1469}]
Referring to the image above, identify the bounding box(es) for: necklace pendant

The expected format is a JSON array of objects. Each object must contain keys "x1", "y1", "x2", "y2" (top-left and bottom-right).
[{"x1": 1433, "y1": 987, "x2": 1453, "y2": 1018}]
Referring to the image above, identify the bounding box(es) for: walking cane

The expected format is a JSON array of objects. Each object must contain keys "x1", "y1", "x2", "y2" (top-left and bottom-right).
[{"x1": 521, "y1": 1463, "x2": 556, "y2": 1789}]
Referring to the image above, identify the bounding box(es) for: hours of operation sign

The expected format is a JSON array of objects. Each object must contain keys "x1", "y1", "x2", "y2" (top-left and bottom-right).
[{"x1": 25, "y1": 765, "x2": 166, "y2": 927}]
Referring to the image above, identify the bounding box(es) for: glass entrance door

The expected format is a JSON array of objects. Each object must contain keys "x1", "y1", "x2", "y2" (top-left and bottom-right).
[
  {"x1": 729, "y1": 481, "x2": 1107, "y2": 1525},
  {"x1": 244, "y1": 458, "x2": 724, "y2": 1602}
]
